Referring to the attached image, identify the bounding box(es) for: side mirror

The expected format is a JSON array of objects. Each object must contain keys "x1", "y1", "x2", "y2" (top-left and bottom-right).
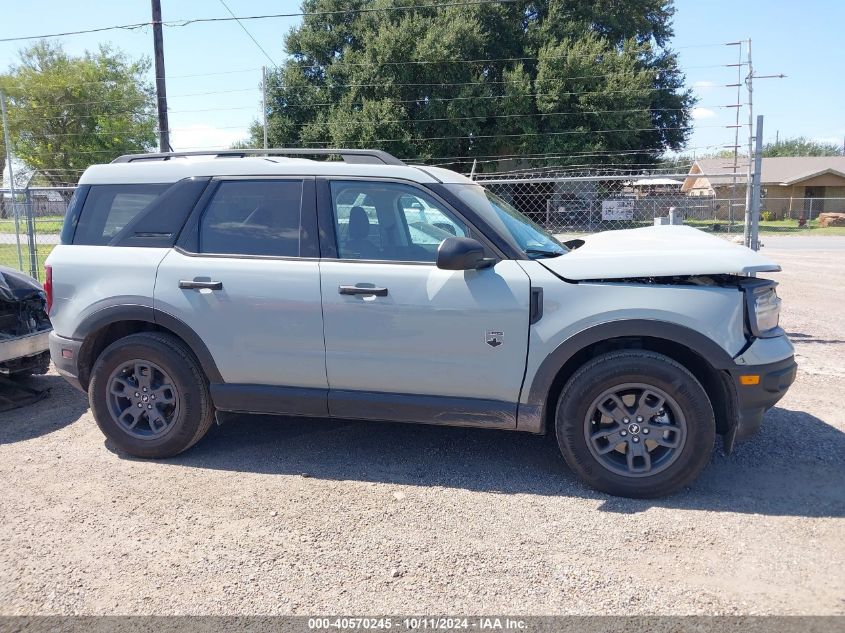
[{"x1": 436, "y1": 237, "x2": 494, "y2": 270}]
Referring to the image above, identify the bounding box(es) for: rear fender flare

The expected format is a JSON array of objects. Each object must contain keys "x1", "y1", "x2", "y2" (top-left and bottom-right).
[{"x1": 71, "y1": 305, "x2": 223, "y2": 383}]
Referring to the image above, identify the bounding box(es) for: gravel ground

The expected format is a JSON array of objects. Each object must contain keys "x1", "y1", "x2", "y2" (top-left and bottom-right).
[{"x1": 0, "y1": 240, "x2": 843, "y2": 616}]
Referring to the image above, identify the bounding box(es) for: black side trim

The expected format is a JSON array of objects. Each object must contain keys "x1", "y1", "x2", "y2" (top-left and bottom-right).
[
  {"x1": 727, "y1": 355, "x2": 797, "y2": 444},
  {"x1": 529, "y1": 287, "x2": 543, "y2": 325},
  {"x1": 316, "y1": 178, "x2": 338, "y2": 259},
  {"x1": 211, "y1": 384, "x2": 329, "y2": 417},
  {"x1": 48, "y1": 332, "x2": 84, "y2": 392},
  {"x1": 71, "y1": 305, "x2": 223, "y2": 383},
  {"x1": 523, "y1": 319, "x2": 737, "y2": 432},
  {"x1": 329, "y1": 390, "x2": 517, "y2": 428},
  {"x1": 71, "y1": 304, "x2": 155, "y2": 340}
]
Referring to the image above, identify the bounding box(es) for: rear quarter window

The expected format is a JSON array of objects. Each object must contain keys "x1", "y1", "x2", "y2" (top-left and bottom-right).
[{"x1": 72, "y1": 184, "x2": 170, "y2": 245}]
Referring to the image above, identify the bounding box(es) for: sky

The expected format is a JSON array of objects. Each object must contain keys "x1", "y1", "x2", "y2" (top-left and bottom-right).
[{"x1": 0, "y1": 0, "x2": 843, "y2": 163}]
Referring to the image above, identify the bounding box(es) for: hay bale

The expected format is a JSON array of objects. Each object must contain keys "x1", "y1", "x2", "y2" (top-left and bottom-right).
[{"x1": 818, "y1": 212, "x2": 845, "y2": 227}]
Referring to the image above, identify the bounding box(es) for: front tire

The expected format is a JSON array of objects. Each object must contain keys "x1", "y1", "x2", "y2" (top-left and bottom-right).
[
  {"x1": 89, "y1": 332, "x2": 214, "y2": 458},
  {"x1": 555, "y1": 350, "x2": 715, "y2": 498}
]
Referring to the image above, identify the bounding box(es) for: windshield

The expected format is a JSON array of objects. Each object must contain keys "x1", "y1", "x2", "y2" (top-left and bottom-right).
[{"x1": 445, "y1": 184, "x2": 567, "y2": 258}]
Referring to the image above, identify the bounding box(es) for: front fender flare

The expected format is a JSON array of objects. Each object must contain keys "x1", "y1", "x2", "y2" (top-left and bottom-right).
[{"x1": 518, "y1": 319, "x2": 736, "y2": 433}]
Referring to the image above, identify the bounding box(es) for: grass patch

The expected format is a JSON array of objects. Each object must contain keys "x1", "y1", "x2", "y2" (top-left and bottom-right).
[
  {"x1": 687, "y1": 218, "x2": 845, "y2": 236},
  {"x1": 0, "y1": 244, "x2": 55, "y2": 282},
  {"x1": 0, "y1": 215, "x2": 64, "y2": 236}
]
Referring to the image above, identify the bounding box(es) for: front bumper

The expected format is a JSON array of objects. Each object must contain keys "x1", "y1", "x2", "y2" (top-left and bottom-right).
[
  {"x1": 727, "y1": 353, "x2": 797, "y2": 443},
  {"x1": 0, "y1": 329, "x2": 51, "y2": 365},
  {"x1": 48, "y1": 331, "x2": 85, "y2": 392}
]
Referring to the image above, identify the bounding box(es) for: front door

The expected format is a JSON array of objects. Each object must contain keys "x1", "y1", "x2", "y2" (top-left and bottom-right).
[
  {"x1": 805, "y1": 186, "x2": 825, "y2": 217},
  {"x1": 154, "y1": 177, "x2": 328, "y2": 415},
  {"x1": 318, "y1": 179, "x2": 531, "y2": 427}
]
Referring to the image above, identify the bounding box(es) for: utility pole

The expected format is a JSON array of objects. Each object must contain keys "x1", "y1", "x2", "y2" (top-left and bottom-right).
[
  {"x1": 749, "y1": 115, "x2": 764, "y2": 251},
  {"x1": 262, "y1": 66, "x2": 268, "y2": 150},
  {"x1": 739, "y1": 38, "x2": 785, "y2": 247},
  {"x1": 743, "y1": 38, "x2": 754, "y2": 247},
  {"x1": 0, "y1": 90, "x2": 23, "y2": 271},
  {"x1": 151, "y1": 0, "x2": 170, "y2": 153},
  {"x1": 725, "y1": 41, "x2": 745, "y2": 230}
]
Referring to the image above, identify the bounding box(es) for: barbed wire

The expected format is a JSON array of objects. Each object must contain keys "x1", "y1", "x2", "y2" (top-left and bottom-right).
[
  {"x1": 18, "y1": 104, "x2": 728, "y2": 134},
  {"x1": 2, "y1": 64, "x2": 731, "y2": 109},
  {"x1": 0, "y1": 53, "x2": 734, "y2": 90}
]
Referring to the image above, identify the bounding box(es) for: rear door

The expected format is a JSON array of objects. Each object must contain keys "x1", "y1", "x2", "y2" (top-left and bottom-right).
[
  {"x1": 154, "y1": 177, "x2": 328, "y2": 414},
  {"x1": 318, "y1": 179, "x2": 531, "y2": 427}
]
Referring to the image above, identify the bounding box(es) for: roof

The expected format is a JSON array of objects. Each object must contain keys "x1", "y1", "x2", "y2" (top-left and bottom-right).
[
  {"x1": 629, "y1": 178, "x2": 683, "y2": 187},
  {"x1": 30, "y1": 189, "x2": 65, "y2": 201},
  {"x1": 78, "y1": 155, "x2": 475, "y2": 186},
  {"x1": 683, "y1": 156, "x2": 845, "y2": 190}
]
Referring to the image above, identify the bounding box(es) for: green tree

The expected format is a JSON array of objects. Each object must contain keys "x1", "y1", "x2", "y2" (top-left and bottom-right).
[
  {"x1": 254, "y1": 0, "x2": 693, "y2": 171},
  {"x1": 0, "y1": 41, "x2": 156, "y2": 186},
  {"x1": 763, "y1": 136, "x2": 843, "y2": 157}
]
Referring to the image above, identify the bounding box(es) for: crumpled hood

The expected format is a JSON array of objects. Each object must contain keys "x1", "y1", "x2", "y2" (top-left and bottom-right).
[
  {"x1": 540, "y1": 225, "x2": 781, "y2": 280},
  {"x1": 0, "y1": 265, "x2": 46, "y2": 304}
]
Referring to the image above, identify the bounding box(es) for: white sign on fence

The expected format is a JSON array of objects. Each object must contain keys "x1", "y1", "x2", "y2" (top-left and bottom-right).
[{"x1": 601, "y1": 199, "x2": 635, "y2": 220}]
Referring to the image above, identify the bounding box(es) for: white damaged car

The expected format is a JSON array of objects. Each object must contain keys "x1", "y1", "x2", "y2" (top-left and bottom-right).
[{"x1": 0, "y1": 266, "x2": 51, "y2": 378}]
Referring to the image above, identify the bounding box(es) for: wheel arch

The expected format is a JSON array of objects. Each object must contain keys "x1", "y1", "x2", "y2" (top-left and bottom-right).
[
  {"x1": 522, "y1": 320, "x2": 739, "y2": 438},
  {"x1": 72, "y1": 305, "x2": 222, "y2": 391}
]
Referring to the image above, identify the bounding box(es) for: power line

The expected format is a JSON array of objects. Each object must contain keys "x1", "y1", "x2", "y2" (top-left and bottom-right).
[
  {"x1": 4, "y1": 83, "x2": 704, "y2": 116},
  {"x1": 0, "y1": 0, "x2": 519, "y2": 43},
  {"x1": 15, "y1": 81, "x2": 728, "y2": 116},
  {"x1": 21, "y1": 126, "x2": 704, "y2": 156},
  {"x1": 177, "y1": 86, "x2": 681, "y2": 112},
  {"x1": 217, "y1": 0, "x2": 277, "y2": 67},
  {"x1": 403, "y1": 145, "x2": 726, "y2": 162},
  {"x1": 26, "y1": 106, "x2": 725, "y2": 136},
  {"x1": 0, "y1": 53, "x2": 734, "y2": 89},
  {"x1": 19, "y1": 119, "x2": 724, "y2": 140},
  {"x1": 294, "y1": 126, "x2": 707, "y2": 147}
]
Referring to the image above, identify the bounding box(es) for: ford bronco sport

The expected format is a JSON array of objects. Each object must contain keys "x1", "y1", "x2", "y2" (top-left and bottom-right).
[{"x1": 46, "y1": 149, "x2": 796, "y2": 498}]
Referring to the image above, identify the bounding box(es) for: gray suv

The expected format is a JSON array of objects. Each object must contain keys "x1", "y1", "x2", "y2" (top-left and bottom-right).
[{"x1": 46, "y1": 149, "x2": 796, "y2": 498}]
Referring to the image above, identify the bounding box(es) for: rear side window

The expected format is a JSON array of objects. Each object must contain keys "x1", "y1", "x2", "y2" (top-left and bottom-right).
[
  {"x1": 73, "y1": 184, "x2": 170, "y2": 245},
  {"x1": 199, "y1": 180, "x2": 304, "y2": 257}
]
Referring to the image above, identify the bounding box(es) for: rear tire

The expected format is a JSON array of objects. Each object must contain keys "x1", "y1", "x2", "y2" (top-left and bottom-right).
[
  {"x1": 555, "y1": 350, "x2": 715, "y2": 498},
  {"x1": 89, "y1": 332, "x2": 214, "y2": 458}
]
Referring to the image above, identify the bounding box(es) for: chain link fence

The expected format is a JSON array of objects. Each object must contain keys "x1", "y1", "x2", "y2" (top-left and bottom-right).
[
  {"x1": 474, "y1": 172, "x2": 845, "y2": 238},
  {"x1": 478, "y1": 173, "x2": 732, "y2": 235},
  {"x1": 0, "y1": 186, "x2": 74, "y2": 281}
]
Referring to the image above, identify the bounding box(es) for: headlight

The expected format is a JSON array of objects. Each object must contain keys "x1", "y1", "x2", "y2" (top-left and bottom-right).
[{"x1": 748, "y1": 284, "x2": 781, "y2": 335}]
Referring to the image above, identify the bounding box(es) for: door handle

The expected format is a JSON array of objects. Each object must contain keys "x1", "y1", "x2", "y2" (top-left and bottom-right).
[
  {"x1": 338, "y1": 285, "x2": 388, "y2": 297},
  {"x1": 179, "y1": 280, "x2": 223, "y2": 290}
]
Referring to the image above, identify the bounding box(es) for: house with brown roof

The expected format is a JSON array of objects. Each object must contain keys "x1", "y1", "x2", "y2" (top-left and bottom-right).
[{"x1": 681, "y1": 157, "x2": 845, "y2": 218}]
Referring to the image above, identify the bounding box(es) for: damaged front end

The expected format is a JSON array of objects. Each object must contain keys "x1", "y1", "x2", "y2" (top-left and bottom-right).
[{"x1": 0, "y1": 266, "x2": 52, "y2": 375}]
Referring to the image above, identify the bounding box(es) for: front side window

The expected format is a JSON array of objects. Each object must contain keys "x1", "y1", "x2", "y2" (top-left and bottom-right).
[
  {"x1": 330, "y1": 181, "x2": 470, "y2": 262},
  {"x1": 199, "y1": 180, "x2": 303, "y2": 257},
  {"x1": 73, "y1": 183, "x2": 169, "y2": 245}
]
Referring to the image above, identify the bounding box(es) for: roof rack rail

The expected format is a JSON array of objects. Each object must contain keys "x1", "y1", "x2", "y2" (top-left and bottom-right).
[{"x1": 111, "y1": 148, "x2": 405, "y2": 166}]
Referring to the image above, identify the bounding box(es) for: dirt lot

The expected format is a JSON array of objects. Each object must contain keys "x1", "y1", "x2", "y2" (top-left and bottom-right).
[{"x1": 0, "y1": 238, "x2": 843, "y2": 616}]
